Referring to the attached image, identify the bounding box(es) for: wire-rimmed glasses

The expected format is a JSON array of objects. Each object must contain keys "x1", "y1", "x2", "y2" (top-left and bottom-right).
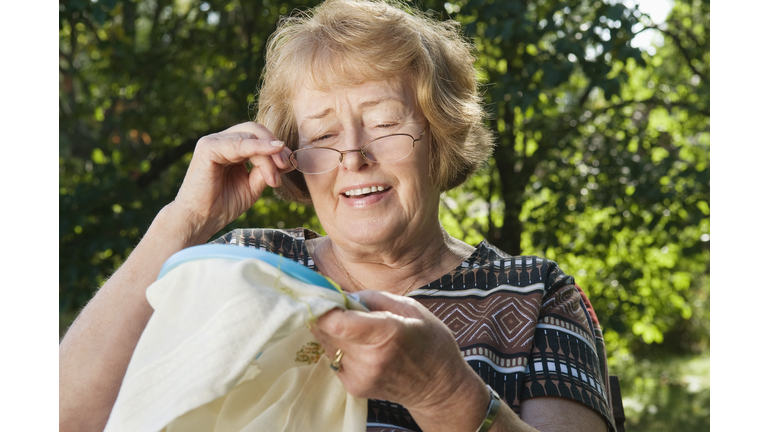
[{"x1": 289, "y1": 131, "x2": 424, "y2": 174}]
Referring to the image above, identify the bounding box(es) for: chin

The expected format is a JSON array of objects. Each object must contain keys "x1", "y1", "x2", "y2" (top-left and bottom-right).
[{"x1": 330, "y1": 215, "x2": 405, "y2": 246}]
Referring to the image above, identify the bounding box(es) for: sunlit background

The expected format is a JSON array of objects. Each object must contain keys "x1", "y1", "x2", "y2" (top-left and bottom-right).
[
  {"x1": 627, "y1": 0, "x2": 673, "y2": 53},
  {"x1": 59, "y1": 0, "x2": 709, "y2": 430}
]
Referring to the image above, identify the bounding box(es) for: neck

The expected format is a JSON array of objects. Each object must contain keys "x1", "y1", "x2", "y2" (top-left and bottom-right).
[{"x1": 311, "y1": 226, "x2": 472, "y2": 295}]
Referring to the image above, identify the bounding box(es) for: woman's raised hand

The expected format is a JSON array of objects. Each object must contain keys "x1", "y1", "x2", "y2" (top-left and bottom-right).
[
  {"x1": 60, "y1": 122, "x2": 294, "y2": 432},
  {"x1": 172, "y1": 122, "x2": 294, "y2": 242},
  {"x1": 311, "y1": 291, "x2": 491, "y2": 432}
]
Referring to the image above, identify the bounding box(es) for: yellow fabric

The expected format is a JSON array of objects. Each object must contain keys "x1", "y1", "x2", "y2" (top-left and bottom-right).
[{"x1": 104, "y1": 257, "x2": 368, "y2": 432}]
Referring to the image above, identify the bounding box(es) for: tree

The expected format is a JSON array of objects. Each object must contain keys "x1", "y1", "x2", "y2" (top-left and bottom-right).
[
  {"x1": 60, "y1": 0, "x2": 710, "y2": 359},
  {"x1": 434, "y1": 0, "x2": 709, "y2": 353},
  {"x1": 59, "y1": 0, "x2": 324, "y2": 313}
]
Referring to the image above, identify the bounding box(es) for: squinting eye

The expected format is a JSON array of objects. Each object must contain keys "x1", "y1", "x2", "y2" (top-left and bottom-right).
[{"x1": 313, "y1": 134, "x2": 333, "y2": 142}]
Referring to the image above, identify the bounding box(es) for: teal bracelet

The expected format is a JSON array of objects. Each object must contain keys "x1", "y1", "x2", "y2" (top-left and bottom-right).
[{"x1": 476, "y1": 385, "x2": 501, "y2": 432}]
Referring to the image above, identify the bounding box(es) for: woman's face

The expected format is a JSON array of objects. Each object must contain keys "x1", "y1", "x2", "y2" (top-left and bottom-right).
[{"x1": 292, "y1": 77, "x2": 441, "y2": 251}]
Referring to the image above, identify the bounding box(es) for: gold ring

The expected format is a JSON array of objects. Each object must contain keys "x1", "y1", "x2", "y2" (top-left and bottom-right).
[{"x1": 330, "y1": 349, "x2": 344, "y2": 372}]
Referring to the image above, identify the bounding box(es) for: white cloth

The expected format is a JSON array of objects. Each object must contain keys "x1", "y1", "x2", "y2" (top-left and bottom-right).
[{"x1": 104, "y1": 257, "x2": 368, "y2": 432}]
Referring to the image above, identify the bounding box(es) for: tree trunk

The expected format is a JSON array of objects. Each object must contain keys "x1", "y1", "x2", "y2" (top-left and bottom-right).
[
  {"x1": 492, "y1": 101, "x2": 527, "y2": 256},
  {"x1": 497, "y1": 180, "x2": 524, "y2": 256}
]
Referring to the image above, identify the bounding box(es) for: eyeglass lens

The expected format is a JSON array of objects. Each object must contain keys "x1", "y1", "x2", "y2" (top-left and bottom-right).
[{"x1": 292, "y1": 134, "x2": 416, "y2": 174}]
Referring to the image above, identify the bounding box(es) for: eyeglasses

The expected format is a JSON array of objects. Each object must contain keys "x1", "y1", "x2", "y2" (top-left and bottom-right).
[{"x1": 289, "y1": 131, "x2": 424, "y2": 174}]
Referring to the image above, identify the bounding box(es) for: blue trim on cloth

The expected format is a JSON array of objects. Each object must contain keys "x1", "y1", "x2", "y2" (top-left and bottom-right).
[{"x1": 158, "y1": 244, "x2": 336, "y2": 290}]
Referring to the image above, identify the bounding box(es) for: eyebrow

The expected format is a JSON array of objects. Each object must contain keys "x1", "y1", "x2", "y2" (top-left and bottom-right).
[
  {"x1": 301, "y1": 108, "x2": 334, "y2": 126},
  {"x1": 299, "y1": 97, "x2": 407, "y2": 129}
]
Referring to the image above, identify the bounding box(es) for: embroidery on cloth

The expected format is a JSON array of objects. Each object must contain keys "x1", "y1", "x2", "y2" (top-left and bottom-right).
[{"x1": 295, "y1": 342, "x2": 326, "y2": 365}]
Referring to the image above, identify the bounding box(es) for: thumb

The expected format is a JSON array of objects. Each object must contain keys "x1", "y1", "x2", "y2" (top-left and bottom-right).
[{"x1": 354, "y1": 290, "x2": 422, "y2": 318}]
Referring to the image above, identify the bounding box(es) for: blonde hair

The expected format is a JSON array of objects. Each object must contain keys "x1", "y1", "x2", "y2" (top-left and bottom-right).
[{"x1": 256, "y1": 0, "x2": 494, "y2": 205}]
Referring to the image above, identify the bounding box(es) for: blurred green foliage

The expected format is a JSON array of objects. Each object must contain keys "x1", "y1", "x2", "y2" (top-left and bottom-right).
[
  {"x1": 435, "y1": 0, "x2": 709, "y2": 357},
  {"x1": 611, "y1": 352, "x2": 710, "y2": 431},
  {"x1": 60, "y1": 0, "x2": 709, "y2": 428},
  {"x1": 59, "y1": 0, "x2": 324, "y2": 312}
]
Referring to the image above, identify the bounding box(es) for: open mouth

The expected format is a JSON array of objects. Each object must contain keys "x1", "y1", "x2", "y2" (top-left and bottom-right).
[{"x1": 343, "y1": 186, "x2": 390, "y2": 198}]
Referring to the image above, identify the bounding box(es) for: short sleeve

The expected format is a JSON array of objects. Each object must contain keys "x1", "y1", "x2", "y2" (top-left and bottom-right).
[{"x1": 521, "y1": 265, "x2": 616, "y2": 431}]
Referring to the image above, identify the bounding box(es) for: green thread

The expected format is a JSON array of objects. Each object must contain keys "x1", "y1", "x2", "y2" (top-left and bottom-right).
[
  {"x1": 274, "y1": 254, "x2": 284, "y2": 290},
  {"x1": 271, "y1": 255, "x2": 351, "y2": 328},
  {"x1": 325, "y1": 276, "x2": 351, "y2": 309},
  {"x1": 275, "y1": 255, "x2": 298, "y2": 299}
]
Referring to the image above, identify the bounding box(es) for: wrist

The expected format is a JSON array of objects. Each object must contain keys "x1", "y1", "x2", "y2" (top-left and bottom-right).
[
  {"x1": 407, "y1": 365, "x2": 490, "y2": 432},
  {"x1": 158, "y1": 201, "x2": 219, "y2": 247},
  {"x1": 476, "y1": 385, "x2": 501, "y2": 432}
]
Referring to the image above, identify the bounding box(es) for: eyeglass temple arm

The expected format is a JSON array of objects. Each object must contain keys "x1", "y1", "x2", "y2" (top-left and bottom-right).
[{"x1": 414, "y1": 128, "x2": 426, "y2": 142}]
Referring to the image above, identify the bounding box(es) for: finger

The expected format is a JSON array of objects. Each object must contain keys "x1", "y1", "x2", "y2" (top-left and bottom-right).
[
  {"x1": 225, "y1": 123, "x2": 291, "y2": 166},
  {"x1": 223, "y1": 121, "x2": 279, "y2": 141},
  {"x1": 232, "y1": 122, "x2": 294, "y2": 170},
  {"x1": 247, "y1": 163, "x2": 271, "y2": 195},
  {"x1": 218, "y1": 134, "x2": 286, "y2": 164},
  {"x1": 256, "y1": 158, "x2": 281, "y2": 188},
  {"x1": 354, "y1": 290, "x2": 422, "y2": 317},
  {"x1": 270, "y1": 147, "x2": 293, "y2": 170},
  {"x1": 315, "y1": 306, "x2": 404, "y2": 346},
  {"x1": 308, "y1": 324, "x2": 340, "y2": 360},
  {"x1": 247, "y1": 147, "x2": 295, "y2": 192},
  {"x1": 314, "y1": 308, "x2": 346, "y2": 337},
  {"x1": 194, "y1": 134, "x2": 284, "y2": 168}
]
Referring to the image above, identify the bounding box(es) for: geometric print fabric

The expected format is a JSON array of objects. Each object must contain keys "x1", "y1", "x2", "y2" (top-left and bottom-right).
[{"x1": 212, "y1": 228, "x2": 617, "y2": 432}]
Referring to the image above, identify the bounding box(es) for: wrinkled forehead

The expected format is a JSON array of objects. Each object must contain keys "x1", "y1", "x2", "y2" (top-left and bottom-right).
[
  {"x1": 290, "y1": 59, "x2": 418, "y2": 121},
  {"x1": 293, "y1": 78, "x2": 416, "y2": 127}
]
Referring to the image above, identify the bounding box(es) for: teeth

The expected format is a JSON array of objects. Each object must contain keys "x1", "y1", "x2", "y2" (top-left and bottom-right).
[{"x1": 344, "y1": 186, "x2": 385, "y2": 197}]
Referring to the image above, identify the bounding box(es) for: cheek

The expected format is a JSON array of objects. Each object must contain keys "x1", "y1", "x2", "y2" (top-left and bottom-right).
[
  {"x1": 400, "y1": 169, "x2": 438, "y2": 210},
  {"x1": 305, "y1": 175, "x2": 336, "y2": 206}
]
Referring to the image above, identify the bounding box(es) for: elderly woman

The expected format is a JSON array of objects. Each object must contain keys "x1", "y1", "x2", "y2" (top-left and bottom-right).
[{"x1": 59, "y1": 1, "x2": 616, "y2": 431}]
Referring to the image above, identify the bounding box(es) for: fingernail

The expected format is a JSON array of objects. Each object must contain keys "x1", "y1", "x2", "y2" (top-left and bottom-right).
[
  {"x1": 280, "y1": 152, "x2": 289, "y2": 165},
  {"x1": 270, "y1": 140, "x2": 284, "y2": 147},
  {"x1": 274, "y1": 172, "x2": 282, "y2": 187}
]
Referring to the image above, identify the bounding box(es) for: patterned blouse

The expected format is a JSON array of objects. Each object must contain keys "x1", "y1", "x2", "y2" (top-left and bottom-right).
[{"x1": 212, "y1": 227, "x2": 617, "y2": 432}]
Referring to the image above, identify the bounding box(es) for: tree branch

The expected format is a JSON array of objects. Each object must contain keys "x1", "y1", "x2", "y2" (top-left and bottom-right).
[
  {"x1": 168, "y1": 0, "x2": 197, "y2": 42},
  {"x1": 149, "y1": 0, "x2": 169, "y2": 48},
  {"x1": 646, "y1": 24, "x2": 709, "y2": 84},
  {"x1": 577, "y1": 83, "x2": 596, "y2": 108},
  {"x1": 80, "y1": 14, "x2": 106, "y2": 43},
  {"x1": 672, "y1": 17, "x2": 708, "y2": 56}
]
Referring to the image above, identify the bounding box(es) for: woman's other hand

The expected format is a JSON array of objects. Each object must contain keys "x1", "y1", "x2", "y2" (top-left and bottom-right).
[
  {"x1": 312, "y1": 291, "x2": 610, "y2": 432},
  {"x1": 172, "y1": 122, "x2": 294, "y2": 242},
  {"x1": 311, "y1": 291, "x2": 491, "y2": 432}
]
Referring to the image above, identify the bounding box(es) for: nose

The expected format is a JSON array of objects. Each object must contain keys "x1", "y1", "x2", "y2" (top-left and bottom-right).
[
  {"x1": 337, "y1": 132, "x2": 372, "y2": 172},
  {"x1": 339, "y1": 148, "x2": 370, "y2": 172}
]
